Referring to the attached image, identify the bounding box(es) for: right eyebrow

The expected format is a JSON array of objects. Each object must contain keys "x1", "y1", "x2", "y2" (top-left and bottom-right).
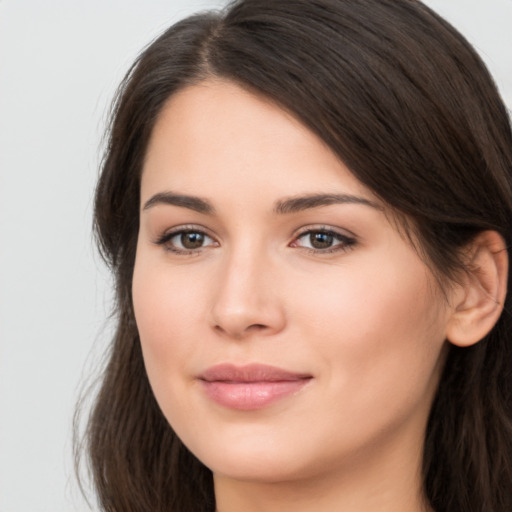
[
  {"x1": 274, "y1": 193, "x2": 381, "y2": 214},
  {"x1": 142, "y1": 191, "x2": 215, "y2": 215}
]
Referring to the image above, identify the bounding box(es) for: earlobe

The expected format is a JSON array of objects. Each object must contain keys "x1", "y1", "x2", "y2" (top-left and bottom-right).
[{"x1": 446, "y1": 231, "x2": 508, "y2": 347}]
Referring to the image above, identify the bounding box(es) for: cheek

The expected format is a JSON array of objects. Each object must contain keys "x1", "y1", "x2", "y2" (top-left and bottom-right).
[
  {"x1": 132, "y1": 256, "x2": 207, "y2": 403},
  {"x1": 292, "y1": 252, "x2": 447, "y2": 406},
  {"x1": 133, "y1": 252, "x2": 207, "y2": 341},
  {"x1": 293, "y1": 253, "x2": 440, "y2": 340}
]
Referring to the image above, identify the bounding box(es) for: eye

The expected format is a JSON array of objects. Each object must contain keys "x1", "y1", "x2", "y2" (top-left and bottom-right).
[
  {"x1": 292, "y1": 228, "x2": 356, "y2": 253},
  {"x1": 155, "y1": 228, "x2": 217, "y2": 254}
]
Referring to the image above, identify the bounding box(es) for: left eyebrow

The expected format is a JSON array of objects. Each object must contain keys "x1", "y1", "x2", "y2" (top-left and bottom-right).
[
  {"x1": 274, "y1": 193, "x2": 382, "y2": 214},
  {"x1": 142, "y1": 191, "x2": 215, "y2": 214}
]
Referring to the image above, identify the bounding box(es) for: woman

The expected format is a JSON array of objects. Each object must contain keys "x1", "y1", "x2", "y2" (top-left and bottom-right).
[{"x1": 79, "y1": 0, "x2": 512, "y2": 510}]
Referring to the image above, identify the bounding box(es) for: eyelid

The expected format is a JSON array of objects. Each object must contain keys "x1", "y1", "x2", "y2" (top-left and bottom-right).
[
  {"x1": 153, "y1": 224, "x2": 219, "y2": 254},
  {"x1": 292, "y1": 224, "x2": 357, "y2": 239},
  {"x1": 290, "y1": 225, "x2": 358, "y2": 253}
]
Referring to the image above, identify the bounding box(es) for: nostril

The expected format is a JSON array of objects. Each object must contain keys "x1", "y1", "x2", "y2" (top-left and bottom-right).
[
  {"x1": 212, "y1": 322, "x2": 270, "y2": 338},
  {"x1": 209, "y1": 298, "x2": 286, "y2": 339}
]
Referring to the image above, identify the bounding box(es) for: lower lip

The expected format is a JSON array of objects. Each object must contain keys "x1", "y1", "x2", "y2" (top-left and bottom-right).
[{"x1": 200, "y1": 379, "x2": 311, "y2": 410}]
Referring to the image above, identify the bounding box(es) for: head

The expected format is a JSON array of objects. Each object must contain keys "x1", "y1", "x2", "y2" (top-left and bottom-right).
[{"x1": 85, "y1": 1, "x2": 512, "y2": 511}]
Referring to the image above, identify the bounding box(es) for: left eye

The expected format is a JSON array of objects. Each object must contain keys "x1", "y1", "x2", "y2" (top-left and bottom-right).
[
  {"x1": 293, "y1": 230, "x2": 355, "y2": 251},
  {"x1": 157, "y1": 229, "x2": 216, "y2": 253}
]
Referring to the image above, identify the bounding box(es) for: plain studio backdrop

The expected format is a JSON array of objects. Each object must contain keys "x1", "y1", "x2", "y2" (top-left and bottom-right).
[{"x1": 0, "y1": 1, "x2": 510, "y2": 511}]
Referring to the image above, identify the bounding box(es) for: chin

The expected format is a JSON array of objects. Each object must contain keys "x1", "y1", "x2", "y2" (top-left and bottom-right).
[
  {"x1": 207, "y1": 453, "x2": 311, "y2": 484},
  {"x1": 184, "y1": 426, "x2": 314, "y2": 482},
  {"x1": 186, "y1": 424, "x2": 351, "y2": 486}
]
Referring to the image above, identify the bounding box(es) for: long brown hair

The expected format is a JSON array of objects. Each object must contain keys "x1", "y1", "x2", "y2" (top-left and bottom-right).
[{"x1": 78, "y1": 1, "x2": 512, "y2": 510}]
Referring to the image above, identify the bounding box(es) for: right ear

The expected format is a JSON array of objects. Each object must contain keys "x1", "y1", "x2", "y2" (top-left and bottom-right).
[{"x1": 445, "y1": 231, "x2": 508, "y2": 347}]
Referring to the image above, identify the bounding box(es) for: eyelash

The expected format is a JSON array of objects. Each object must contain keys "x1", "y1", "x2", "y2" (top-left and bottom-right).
[
  {"x1": 291, "y1": 227, "x2": 357, "y2": 254},
  {"x1": 154, "y1": 225, "x2": 217, "y2": 255},
  {"x1": 154, "y1": 225, "x2": 357, "y2": 255}
]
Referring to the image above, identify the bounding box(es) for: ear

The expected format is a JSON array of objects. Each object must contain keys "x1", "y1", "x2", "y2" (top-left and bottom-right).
[{"x1": 446, "y1": 230, "x2": 508, "y2": 347}]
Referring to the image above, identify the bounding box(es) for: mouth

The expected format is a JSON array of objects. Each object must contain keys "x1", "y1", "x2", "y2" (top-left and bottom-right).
[{"x1": 198, "y1": 363, "x2": 313, "y2": 411}]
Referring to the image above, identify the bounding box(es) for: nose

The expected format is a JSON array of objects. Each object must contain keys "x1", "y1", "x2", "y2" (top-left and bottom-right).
[{"x1": 209, "y1": 246, "x2": 286, "y2": 340}]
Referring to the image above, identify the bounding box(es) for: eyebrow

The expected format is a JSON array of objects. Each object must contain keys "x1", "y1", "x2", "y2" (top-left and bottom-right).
[
  {"x1": 142, "y1": 191, "x2": 380, "y2": 215},
  {"x1": 274, "y1": 193, "x2": 381, "y2": 214},
  {"x1": 143, "y1": 192, "x2": 215, "y2": 214}
]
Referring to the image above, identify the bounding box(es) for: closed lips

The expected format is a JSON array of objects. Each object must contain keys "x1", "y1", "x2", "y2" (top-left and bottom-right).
[
  {"x1": 199, "y1": 364, "x2": 312, "y2": 410},
  {"x1": 199, "y1": 363, "x2": 312, "y2": 383}
]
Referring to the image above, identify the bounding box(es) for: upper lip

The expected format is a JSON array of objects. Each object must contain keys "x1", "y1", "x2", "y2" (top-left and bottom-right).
[{"x1": 199, "y1": 363, "x2": 312, "y2": 382}]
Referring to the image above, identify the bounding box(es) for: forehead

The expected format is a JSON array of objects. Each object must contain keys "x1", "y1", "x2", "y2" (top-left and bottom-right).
[{"x1": 141, "y1": 79, "x2": 374, "y2": 204}]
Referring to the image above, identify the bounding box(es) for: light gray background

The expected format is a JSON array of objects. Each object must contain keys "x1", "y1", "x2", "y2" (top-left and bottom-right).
[{"x1": 0, "y1": 1, "x2": 510, "y2": 511}]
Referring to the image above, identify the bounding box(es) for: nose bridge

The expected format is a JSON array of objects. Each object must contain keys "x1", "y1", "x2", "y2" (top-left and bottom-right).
[{"x1": 210, "y1": 239, "x2": 284, "y2": 338}]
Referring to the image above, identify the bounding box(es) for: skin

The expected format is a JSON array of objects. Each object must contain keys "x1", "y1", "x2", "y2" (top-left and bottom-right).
[{"x1": 132, "y1": 80, "x2": 459, "y2": 512}]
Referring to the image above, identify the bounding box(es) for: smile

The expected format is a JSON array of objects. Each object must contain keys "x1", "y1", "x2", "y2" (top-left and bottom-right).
[{"x1": 198, "y1": 363, "x2": 313, "y2": 410}]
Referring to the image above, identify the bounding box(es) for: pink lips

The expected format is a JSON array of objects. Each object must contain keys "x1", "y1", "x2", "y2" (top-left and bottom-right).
[{"x1": 199, "y1": 364, "x2": 312, "y2": 411}]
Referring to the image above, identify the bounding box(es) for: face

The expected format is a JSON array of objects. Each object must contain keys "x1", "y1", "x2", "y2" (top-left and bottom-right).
[{"x1": 133, "y1": 80, "x2": 453, "y2": 484}]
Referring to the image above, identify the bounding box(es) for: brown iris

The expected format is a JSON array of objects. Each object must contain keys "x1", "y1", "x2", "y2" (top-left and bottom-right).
[
  {"x1": 181, "y1": 232, "x2": 205, "y2": 249},
  {"x1": 309, "y1": 232, "x2": 334, "y2": 249}
]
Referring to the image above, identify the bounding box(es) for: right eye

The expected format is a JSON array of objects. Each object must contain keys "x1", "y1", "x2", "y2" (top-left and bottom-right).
[{"x1": 155, "y1": 228, "x2": 217, "y2": 254}]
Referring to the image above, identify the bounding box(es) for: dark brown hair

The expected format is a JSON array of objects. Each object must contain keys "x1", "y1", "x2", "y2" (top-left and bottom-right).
[{"x1": 78, "y1": 1, "x2": 512, "y2": 510}]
